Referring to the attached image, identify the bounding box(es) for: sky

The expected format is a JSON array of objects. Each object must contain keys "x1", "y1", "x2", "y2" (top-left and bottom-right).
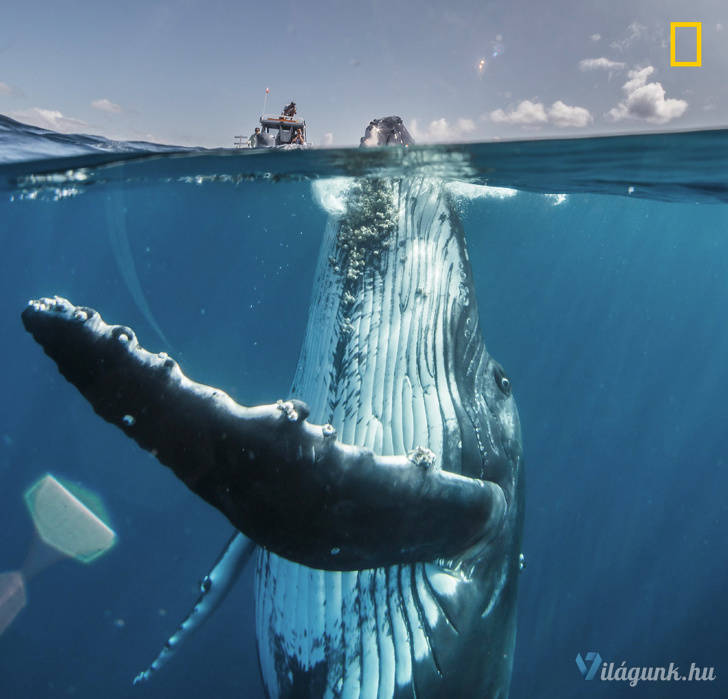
[{"x1": 1, "y1": 0, "x2": 726, "y2": 147}]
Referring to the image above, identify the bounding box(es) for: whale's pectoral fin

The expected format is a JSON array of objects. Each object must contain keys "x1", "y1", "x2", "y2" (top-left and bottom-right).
[
  {"x1": 133, "y1": 532, "x2": 255, "y2": 685},
  {"x1": 22, "y1": 297, "x2": 507, "y2": 571}
]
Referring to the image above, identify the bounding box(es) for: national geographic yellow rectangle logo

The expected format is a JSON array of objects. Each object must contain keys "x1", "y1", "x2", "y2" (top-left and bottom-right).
[{"x1": 670, "y1": 22, "x2": 702, "y2": 66}]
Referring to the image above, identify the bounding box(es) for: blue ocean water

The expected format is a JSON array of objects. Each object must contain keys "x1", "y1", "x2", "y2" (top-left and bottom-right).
[{"x1": 0, "y1": 115, "x2": 726, "y2": 698}]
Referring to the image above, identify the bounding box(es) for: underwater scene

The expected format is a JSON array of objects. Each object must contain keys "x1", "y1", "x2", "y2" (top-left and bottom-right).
[{"x1": 0, "y1": 114, "x2": 726, "y2": 698}]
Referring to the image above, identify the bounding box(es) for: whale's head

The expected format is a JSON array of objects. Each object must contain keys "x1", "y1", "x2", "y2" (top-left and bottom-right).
[{"x1": 359, "y1": 115, "x2": 415, "y2": 147}]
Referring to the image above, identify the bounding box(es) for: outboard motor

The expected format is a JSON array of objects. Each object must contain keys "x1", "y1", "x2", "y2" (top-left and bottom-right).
[{"x1": 359, "y1": 116, "x2": 414, "y2": 147}]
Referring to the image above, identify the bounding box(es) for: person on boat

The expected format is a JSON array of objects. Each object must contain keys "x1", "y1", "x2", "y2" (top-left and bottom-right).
[
  {"x1": 248, "y1": 127, "x2": 261, "y2": 147},
  {"x1": 291, "y1": 127, "x2": 304, "y2": 145},
  {"x1": 283, "y1": 101, "x2": 296, "y2": 117}
]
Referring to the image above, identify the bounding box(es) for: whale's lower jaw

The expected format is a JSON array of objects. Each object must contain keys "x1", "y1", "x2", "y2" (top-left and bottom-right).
[{"x1": 255, "y1": 178, "x2": 523, "y2": 698}]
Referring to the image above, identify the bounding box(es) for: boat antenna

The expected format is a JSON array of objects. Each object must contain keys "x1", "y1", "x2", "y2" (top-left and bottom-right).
[{"x1": 262, "y1": 87, "x2": 269, "y2": 116}]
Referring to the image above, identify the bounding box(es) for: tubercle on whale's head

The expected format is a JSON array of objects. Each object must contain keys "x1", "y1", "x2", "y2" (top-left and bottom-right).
[{"x1": 359, "y1": 116, "x2": 415, "y2": 148}]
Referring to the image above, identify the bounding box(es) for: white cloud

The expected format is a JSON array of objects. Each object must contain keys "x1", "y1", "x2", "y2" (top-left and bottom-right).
[
  {"x1": 607, "y1": 66, "x2": 687, "y2": 124},
  {"x1": 717, "y1": 23, "x2": 723, "y2": 32},
  {"x1": 548, "y1": 101, "x2": 593, "y2": 127},
  {"x1": 579, "y1": 57, "x2": 626, "y2": 71},
  {"x1": 409, "y1": 117, "x2": 477, "y2": 142},
  {"x1": 622, "y1": 66, "x2": 654, "y2": 92},
  {"x1": 0, "y1": 81, "x2": 23, "y2": 97},
  {"x1": 590, "y1": 33, "x2": 601, "y2": 41},
  {"x1": 611, "y1": 21, "x2": 646, "y2": 51},
  {"x1": 490, "y1": 100, "x2": 548, "y2": 126},
  {"x1": 322, "y1": 132, "x2": 334, "y2": 146},
  {"x1": 490, "y1": 100, "x2": 592, "y2": 128},
  {"x1": 456, "y1": 118, "x2": 475, "y2": 133},
  {"x1": 10, "y1": 107, "x2": 88, "y2": 133},
  {"x1": 91, "y1": 98, "x2": 123, "y2": 114}
]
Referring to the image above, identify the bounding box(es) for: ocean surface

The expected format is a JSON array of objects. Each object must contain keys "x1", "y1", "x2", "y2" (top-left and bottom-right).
[{"x1": 0, "y1": 114, "x2": 726, "y2": 698}]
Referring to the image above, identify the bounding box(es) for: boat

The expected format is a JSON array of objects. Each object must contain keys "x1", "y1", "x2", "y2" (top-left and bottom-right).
[
  {"x1": 257, "y1": 114, "x2": 307, "y2": 147},
  {"x1": 236, "y1": 100, "x2": 308, "y2": 149}
]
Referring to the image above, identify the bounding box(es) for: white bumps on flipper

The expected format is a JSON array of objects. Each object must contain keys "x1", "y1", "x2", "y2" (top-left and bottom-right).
[
  {"x1": 322, "y1": 423, "x2": 337, "y2": 440},
  {"x1": 407, "y1": 446, "x2": 437, "y2": 470},
  {"x1": 111, "y1": 325, "x2": 136, "y2": 346},
  {"x1": 28, "y1": 298, "x2": 49, "y2": 312},
  {"x1": 276, "y1": 400, "x2": 299, "y2": 423}
]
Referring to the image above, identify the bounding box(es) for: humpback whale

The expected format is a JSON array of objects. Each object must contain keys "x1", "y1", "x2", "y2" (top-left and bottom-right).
[{"x1": 21, "y1": 117, "x2": 525, "y2": 698}]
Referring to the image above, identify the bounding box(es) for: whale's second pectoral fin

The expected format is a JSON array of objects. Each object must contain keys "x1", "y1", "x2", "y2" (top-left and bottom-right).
[
  {"x1": 22, "y1": 297, "x2": 507, "y2": 571},
  {"x1": 134, "y1": 532, "x2": 255, "y2": 685}
]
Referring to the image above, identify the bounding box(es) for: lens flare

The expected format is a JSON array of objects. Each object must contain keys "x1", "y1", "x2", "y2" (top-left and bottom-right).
[
  {"x1": 490, "y1": 35, "x2": 505, "y2": 58},
  {"x1": 0, "y1": 572, "x2": 26, "y2": 635},
  {"x1": 24, "y1": 474, "x2": 116, "y2": 564},
  {"x1": 1, "y1": 474, "x2": 118, "y2": 636}
]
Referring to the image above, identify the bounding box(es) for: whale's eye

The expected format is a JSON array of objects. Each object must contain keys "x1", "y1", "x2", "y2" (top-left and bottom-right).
[{"x1": 493, "y1": 365, "x2": 512, "y2": 396}]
